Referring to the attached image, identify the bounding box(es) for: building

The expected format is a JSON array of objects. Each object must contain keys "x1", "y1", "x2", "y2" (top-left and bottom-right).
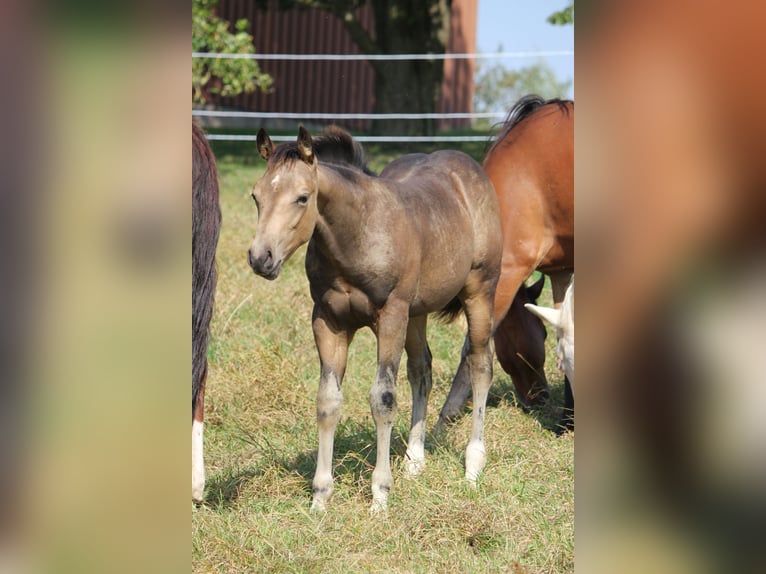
[{"x1": 199, "y1": 0, "x2": 477, "y2": 132}]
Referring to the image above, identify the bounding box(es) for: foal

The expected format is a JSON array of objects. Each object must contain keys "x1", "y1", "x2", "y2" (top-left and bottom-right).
[{"x1": 248, "y1": 127, "x2": 502, "y2": 512}]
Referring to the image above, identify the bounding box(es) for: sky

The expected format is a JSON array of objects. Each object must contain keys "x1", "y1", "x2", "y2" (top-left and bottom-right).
[{"x1": 476, "y1": 0, "x2": 574, "y2": 97}]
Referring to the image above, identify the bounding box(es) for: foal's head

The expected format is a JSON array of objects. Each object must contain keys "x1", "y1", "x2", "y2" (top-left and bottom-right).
[{"x1": 248, "y1": 126, "x2": 319, "y2": 280}]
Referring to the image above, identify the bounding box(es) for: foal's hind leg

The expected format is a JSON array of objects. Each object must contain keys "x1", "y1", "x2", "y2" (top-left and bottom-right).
[
  {"x1": 369, "y1": 299, "x2": 409, "y2": 513},
  {"x1": 437, "y1": 263, "x2": 539, "y2": 427},
  {"x1": 404, "y1": 315, "x2": 433, "y2": 477},
  {"x1": 311, "y1": 309, "x2": 352, "y2": 513},
  {"x1": 462, "y1": 292, "x2": 495, "y2": 483}
]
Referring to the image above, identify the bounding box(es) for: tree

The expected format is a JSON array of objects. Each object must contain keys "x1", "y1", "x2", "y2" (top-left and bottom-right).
[
  {"x1": 473, "y1": 59, "x2": 572, "y2": 129},
  {"x1": 192, "y1": 0, "x2": 272, "y2": 104},
  {"x1": 271, "y1": 0, "x2": 452, "y2": 135},
  {"x1": 548, "y1": 2, "x2": 574, "y2": 26}
]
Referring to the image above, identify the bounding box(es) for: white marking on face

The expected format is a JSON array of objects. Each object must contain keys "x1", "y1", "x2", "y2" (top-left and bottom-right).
[
  {"x1": 271, "y1": 175, "x2": 280, "y2": 187},
  {"x1": 192, "y1": 420, "x2": 205, "y2": 502}
]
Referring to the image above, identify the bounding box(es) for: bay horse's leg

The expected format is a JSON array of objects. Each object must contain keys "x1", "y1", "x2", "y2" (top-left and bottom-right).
[
  {"x1": 369, "y1": 299, "x2": 409, "y2": 513},
  {"x1": 311, "y1": 308, "x2": 352, "y2": 513},
  {"x1": 434, "y1": 337, "x2": 470, "y2": 432},
  {"x1": 403, "y1": 315, "x2": 432, "y2": 477},
  {"x1": 462, "y1": 293, "x2": 495, "y2": 482},
  {"x1": 191, "y1": 375, "x2": 206, "y2": 502}
]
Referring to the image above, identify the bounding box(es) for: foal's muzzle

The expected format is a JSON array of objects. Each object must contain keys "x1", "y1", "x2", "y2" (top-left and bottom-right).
[{"x1": 248, "y1": 246, "x2": 281, "y2": 280}]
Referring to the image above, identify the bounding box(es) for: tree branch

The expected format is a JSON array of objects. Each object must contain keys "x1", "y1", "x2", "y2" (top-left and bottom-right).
[{"x1": 291, "y1": 0, "x2": 378, "y2": 55}]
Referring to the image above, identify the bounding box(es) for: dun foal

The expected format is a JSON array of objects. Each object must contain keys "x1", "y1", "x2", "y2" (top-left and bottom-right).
[{"x1": 248, "y1": 127, "x2": 502, "y2": 512}]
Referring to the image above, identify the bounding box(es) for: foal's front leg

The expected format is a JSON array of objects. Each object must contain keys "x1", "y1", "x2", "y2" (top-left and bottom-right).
[
  {"x1": 369, "y1": 299, "x2": 409, "y2": 513},
  {"x1": 311, "y1": 309, "x2": 352, "y2": 513}
]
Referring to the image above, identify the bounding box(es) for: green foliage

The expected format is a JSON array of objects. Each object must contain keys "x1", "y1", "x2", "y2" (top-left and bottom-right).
[
  {"x1": 192, "y1": 0, "x2": 272, "y2": 104},
  {"x1": 473, "y1": 59, "x2": 572, "y2": 127},
  {"x1": 547, "y1": 2, "x2": 574, "y2": 26}
]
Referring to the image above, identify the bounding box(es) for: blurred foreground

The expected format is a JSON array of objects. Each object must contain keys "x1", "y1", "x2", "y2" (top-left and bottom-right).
[
  {"x1": 577, "y1": 2, "x2": 766, "y2": 572},
  {"x1": 0, "y1": 1, "x2": 765, "y2": 572}
]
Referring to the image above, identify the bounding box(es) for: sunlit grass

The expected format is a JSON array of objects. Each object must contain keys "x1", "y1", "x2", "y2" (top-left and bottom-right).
[{"x1": 193, "y1": 146, "x2": 573, "y2": 573}]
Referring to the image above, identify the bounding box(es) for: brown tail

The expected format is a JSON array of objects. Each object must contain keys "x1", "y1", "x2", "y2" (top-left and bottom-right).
[{"x1": 192, "y1": 121, "x2": 221, "y2": 420}]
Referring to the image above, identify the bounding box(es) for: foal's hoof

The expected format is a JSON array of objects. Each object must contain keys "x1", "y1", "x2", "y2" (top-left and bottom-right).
[
  {"x1": 464, "y1": 442, "x2": 487, "y2": 484},
  {"x1": 369, "y1": 498, "x2": 388, "y2": 516},
  {"x1": 310, "y1": 499, "x2": 328, "y2": 514},
  {"x1": 404, "y1": 451, "x2": 425, "y2": 477},
  {"x1": 405, "y1": 459, "x2": 424, "y2": 477}
]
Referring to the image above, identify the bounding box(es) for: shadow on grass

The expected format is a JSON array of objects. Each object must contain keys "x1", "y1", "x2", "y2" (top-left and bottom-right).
[
  {"x1": 485, "y1": 374, "x2": 571, "y2": 435},
  {"x1": 202, "y1": 468, "x2": 261, "y2": 510},
  {"x1": 202, "y1": 417, "x2": 413, "y2": 509},
  {"x1": 284, "y1": 417, "x2": 411, "y2": 487}
]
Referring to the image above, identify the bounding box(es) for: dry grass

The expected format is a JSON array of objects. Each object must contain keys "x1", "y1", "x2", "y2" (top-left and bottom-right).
[{"x1": 192, "y1": 147, "x2": 573, "y2": 573}]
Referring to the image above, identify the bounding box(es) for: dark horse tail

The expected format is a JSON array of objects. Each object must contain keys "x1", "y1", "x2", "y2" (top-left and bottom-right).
[
  {"x1": 437, "y1": 297, "x2": 464, "y2": 323},
  {"x1": 192, "y1": 121, "x2": 221, "y2": 420},
  {"x1": 488, "y1": 94, "x2": 573, "y2": 155}
]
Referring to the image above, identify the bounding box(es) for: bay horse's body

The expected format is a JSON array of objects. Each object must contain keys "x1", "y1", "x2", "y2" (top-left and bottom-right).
[
  {"x1": 192, "y1": 121, "x2": 221, "y2": 502},
  {"x1": 248, "y1": 126, "x2": 502, "y2": 512},
  {"x1": 438, "y1": 96, "x2": 574, "y2": 426}
]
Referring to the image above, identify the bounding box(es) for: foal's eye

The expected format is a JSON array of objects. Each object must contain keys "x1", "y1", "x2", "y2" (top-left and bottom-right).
[{"x1": 296, "y1": 194, "x2": 310, "y2": 206}]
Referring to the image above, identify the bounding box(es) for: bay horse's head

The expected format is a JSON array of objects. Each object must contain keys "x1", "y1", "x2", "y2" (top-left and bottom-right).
[{"x1": 248, "y1": 126, "x2": 319, "y2": 280}]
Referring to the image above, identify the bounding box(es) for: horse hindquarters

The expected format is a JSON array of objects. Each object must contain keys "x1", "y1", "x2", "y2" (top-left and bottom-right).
[{"x1": 192, "y1": 122, "x2": 221, "y2": 502}]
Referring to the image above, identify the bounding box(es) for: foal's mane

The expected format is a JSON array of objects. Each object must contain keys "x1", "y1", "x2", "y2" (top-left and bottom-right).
[
  {"x1": 270, "y1": 126, "x2": 376, "y2": 176},
  {"x1": 487, "y1": 95, "x2": 573, "y2": 155}
]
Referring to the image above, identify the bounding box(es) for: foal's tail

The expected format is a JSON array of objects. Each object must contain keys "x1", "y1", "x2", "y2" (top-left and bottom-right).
[
  {"x1": 192, "y1": 121, "x2": 221, "y2": 419},
  {"x1": 436, "y1": 297, "x2": 464, "y2": 323}
]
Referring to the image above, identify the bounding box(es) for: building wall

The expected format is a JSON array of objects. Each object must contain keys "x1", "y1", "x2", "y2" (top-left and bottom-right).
[{"x1": 204, "y1": 0, "x2": 476, "y2": 131}]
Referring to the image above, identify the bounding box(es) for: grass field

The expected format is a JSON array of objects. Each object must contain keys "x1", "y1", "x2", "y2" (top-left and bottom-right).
[{"x1": 192, "y1": 138, "x2": 574, "y2": 573}]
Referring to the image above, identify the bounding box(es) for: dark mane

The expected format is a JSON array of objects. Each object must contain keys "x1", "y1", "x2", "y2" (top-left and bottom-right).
[
  {"x1": 487, "y1": 95, "x2": 573, "y2": 155},
  {"x1": 270, "y1": 126, "x2": 376, "y2": 176}
]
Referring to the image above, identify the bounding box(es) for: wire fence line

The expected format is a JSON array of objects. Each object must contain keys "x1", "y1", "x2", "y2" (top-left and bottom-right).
[
  {"x1": 193, "y1": 110, "x2": 506, "y2": 120},
  {"x1": 205, "y1": 134, "x2": 496, "y2": 143},
  {"x1": 195, "y1": 50, "x2": 572, "y2": 142},
  {"x1": 192, "y1": 50, "x2": 573, "y2": 61}
]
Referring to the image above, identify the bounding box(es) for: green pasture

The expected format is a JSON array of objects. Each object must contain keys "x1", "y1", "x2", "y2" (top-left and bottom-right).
[{"x1": 192, "y1": 138, "x2": 574, "y2": 574}]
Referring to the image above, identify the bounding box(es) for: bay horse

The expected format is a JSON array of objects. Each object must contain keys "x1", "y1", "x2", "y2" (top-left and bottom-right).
[
  {"x1": 192, "y1": 121, "x2": 221, "y2": 502},
  {"x1": 437, "y1": 96, "x2": 574, "y2": 428},
  {"x1": 248, "y1": 126, "x2": 502, "y2": 513}
]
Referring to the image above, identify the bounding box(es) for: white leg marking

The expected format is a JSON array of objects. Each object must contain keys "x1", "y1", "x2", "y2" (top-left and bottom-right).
[
  {"x1": 312, "y1": 370, "x2": 342, "y2": 512},
  {"x1": 192, "y1": 420, "x2": 205, "y2": 502},
  {"x1": 405, "y1": 445, "x2": 425, "y2": 477},
  {"x1": 465, "y1": 439, "x2": 487, "y2": 484}
]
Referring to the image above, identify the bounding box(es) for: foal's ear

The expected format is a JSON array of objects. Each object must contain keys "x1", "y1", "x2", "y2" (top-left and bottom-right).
[
  {"x1": 257, "y1": 128, "x2": 274, "y2": 161},
  {"x1": 296, "y1": 125, "x2": 315, "y2": 165}
]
